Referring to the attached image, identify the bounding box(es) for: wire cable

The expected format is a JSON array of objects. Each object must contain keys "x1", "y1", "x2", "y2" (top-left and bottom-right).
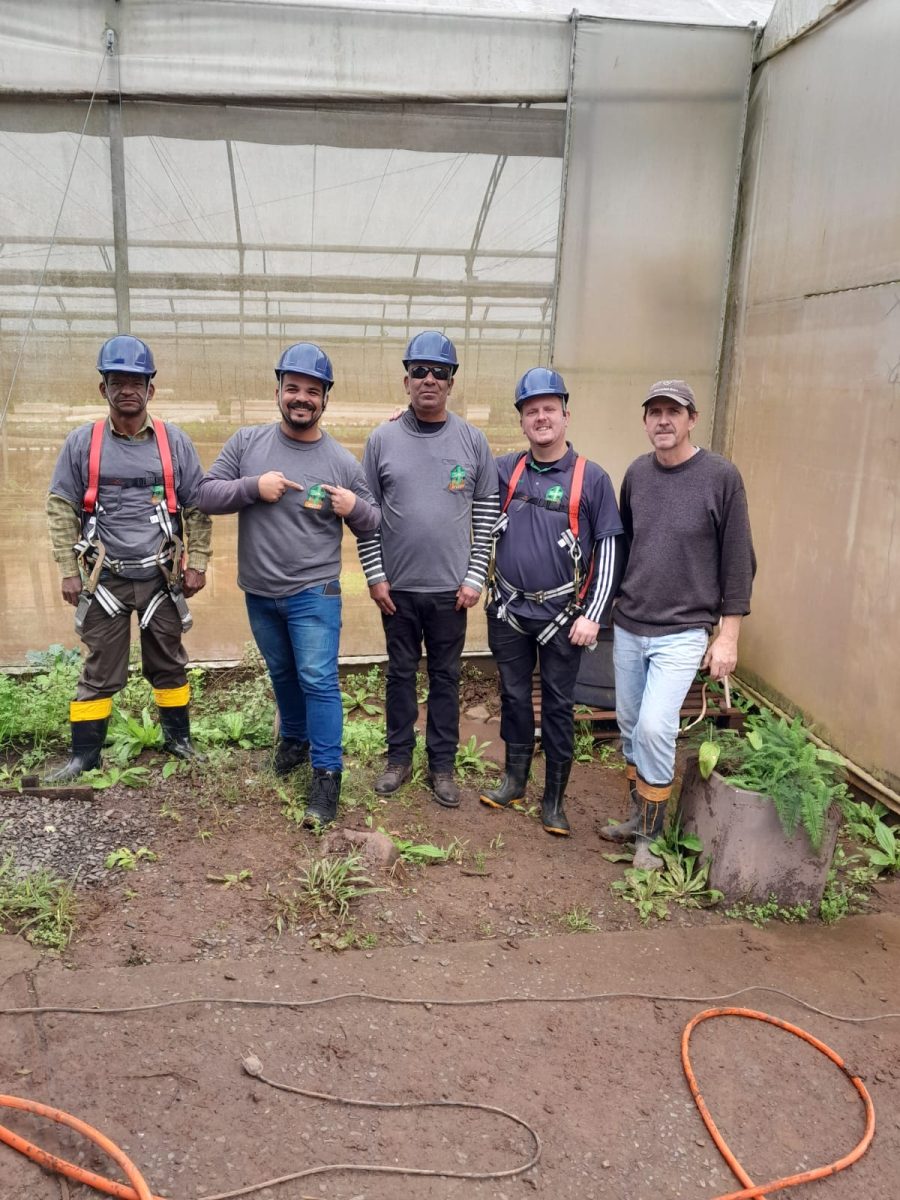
[{"x1": 0, "y1": 981, "x2": 897, "y2": 1022}]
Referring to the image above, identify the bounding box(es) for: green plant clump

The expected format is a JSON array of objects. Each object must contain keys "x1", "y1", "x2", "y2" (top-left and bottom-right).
[
  {"x1": 697, "y1": 709, "x2": 850, "y2": 851},
  {"x1": 610, "y1": 825, "x2": 723, "y2": 924},
  {"x1": 0, "y1": 854, "x2": 77, "y2": 949}
]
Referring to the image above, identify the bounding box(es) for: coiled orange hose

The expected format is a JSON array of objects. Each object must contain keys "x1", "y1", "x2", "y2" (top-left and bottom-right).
[{"x1": 682, "y1": 1007, "x2": 876, "y2": 1200}]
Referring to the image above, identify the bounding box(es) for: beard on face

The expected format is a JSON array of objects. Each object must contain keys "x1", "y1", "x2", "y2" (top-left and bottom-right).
[{"x1": 280, "y1": 398, "x2": 321, "y2": 430}]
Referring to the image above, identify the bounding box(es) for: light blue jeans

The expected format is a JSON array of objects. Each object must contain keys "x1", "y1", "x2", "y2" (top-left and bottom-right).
[{"x1": 613, "y1": 626, "x2": 708, "y2": 786}]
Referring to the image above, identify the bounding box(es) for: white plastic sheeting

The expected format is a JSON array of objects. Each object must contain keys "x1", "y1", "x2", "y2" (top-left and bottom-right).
[
  {"x1": 0, "y1": 1, "x2": 771, "y2": 102},
  {"x1": 758, "y1": 0, "x2": 851, "y2": 58},
  {"x1": 0, "y1": 4, "x2": 758, "y2": 663},
  {"x1": 555, "y1": 18, "x2": 754, "y2": 486},
  {"x1": 718, "y1": 0, "x2": 900, "y2": 785}
]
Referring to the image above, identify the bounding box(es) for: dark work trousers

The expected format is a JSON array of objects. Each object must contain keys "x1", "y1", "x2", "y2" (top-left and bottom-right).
[
  {"x1": 75, "y1": 574, "x2": 188, "y2": 700},
  {"x1": 487, "y1": 608, "x2": 584, "y2": 762},
  {"x1": 382, "y1": 590, "x2": 467, "y2": 772}
]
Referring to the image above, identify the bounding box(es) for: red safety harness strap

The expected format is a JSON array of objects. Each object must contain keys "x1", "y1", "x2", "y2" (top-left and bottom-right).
[
  {"x1": 502, "y1": 452, "x2": 587, "y2": 536},
  {"x1": 151, "y1": 418, "x2": 178, "y2": 514},
  {"x1": 82, "y1": 420, "x2": 105, "y2": 515},
  {"x1": 502, "y1": 454, "x2": 529, "y2": 513},
  {"x1": 82, "y1": 418, "x2": 177, "y2": 515}
]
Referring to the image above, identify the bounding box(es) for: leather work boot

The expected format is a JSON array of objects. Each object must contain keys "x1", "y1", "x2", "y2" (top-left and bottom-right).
[
  {"x1": 429, "y1": 771, "x2": 461, "y2": 808},
  {"x1": 273, "y1": 736, "x2": 310, "y2": 777},
  {"x1": 480, "y1": 742, "x2": 533, "y2": 810},
  {"x1": 158, "y1": 704, "x2": 205, "y2": 762},
  {"x1": 631, "y1": 779, "x2": 670, "y2": 870},
  {"x1": 598, "y1": 762, "x2": 641, "y2": 843},
  {"x1": 45, "y1": 718, "x2": 109, "y2": 783},
  {"x1": 541, "y1": 759, "x2": 572, "y2": 836},
  {"x1": 374, "y1": 761, "x2": 412, "y2": 795},
  {"x1": 303, "y1": 768, "x2": 342, "y2": 826}
]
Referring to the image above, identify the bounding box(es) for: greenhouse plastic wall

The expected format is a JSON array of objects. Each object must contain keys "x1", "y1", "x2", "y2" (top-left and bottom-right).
[
  {"x1": 554, "y1": 18, "x2": 754, "y2": 487},
  {"x1": 716, "y1": 0, "x2": 900, "y2": 788}
]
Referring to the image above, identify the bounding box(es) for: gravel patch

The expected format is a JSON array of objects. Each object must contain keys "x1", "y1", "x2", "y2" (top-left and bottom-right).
[{"x1": 0, "y1": 791, "x2": 158, "y2": 887}]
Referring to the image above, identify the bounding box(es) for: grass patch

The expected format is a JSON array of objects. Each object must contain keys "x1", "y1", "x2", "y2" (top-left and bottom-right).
[{"x1": 0, "y1": 854, "x2": 77, "y2": 949}]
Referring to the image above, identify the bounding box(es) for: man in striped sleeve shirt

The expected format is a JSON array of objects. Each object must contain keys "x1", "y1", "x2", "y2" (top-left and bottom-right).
[
  {"x1": 358, "y1": 332, "x2": 499, "y2": 808},
  {"x1": 480, "y1": 368, "x2": 623, "y2": 837}
]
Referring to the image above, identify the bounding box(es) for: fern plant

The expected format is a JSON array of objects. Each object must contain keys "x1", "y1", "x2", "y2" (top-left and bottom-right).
[{"x1": 697, "y1": 709, "x2": 849, "y2": 851}]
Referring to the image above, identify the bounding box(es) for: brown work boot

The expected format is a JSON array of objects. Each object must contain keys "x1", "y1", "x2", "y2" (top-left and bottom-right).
[
  {"x1": 374, "y1": 761, "x2": 412, "y2": 795},
  {"x1": 429, "y1": 771, "x2": 461, "y2": 808}
]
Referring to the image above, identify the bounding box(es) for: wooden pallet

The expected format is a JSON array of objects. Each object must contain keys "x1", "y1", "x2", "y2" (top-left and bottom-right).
[{"x1": 533, "y1": 677, "x2": 744, "y2": 741}]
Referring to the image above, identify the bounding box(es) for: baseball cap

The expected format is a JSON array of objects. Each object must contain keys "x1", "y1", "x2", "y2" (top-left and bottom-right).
[{"x1": 643, "y1": 379, "x2": 697, "y2": 409}]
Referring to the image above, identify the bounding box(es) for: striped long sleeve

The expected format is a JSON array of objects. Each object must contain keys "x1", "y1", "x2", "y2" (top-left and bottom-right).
[
  {"x1": 463, "y1": 493, "x2": 501, "y2": 592},
  {"x1": 357, "y1": 531, "x2": 386, "y2": 587},
  {"x1": 582, "y1": 534, "x2": 624, "y2": 626}
]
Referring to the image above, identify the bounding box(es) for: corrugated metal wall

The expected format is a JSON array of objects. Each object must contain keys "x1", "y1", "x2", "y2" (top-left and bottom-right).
[{"x1": 716, "y1": 0, "x2": 900, "y2": 789}]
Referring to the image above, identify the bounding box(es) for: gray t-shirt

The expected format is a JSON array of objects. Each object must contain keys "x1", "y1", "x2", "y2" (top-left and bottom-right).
[
  {"x1": 48, "y1": 420, "x2": 205, "y2": 580},
  {"x1": 197, "y1": 424, "x2": 379, "y2": 598},
  {"x1": 362, "y1": 409, "x2": 499, "y2": 592}
]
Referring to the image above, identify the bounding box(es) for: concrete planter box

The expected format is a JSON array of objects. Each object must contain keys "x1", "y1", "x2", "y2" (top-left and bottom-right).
[{"x1": 677, "y1": 757, "x2": 842, "y2": 906}]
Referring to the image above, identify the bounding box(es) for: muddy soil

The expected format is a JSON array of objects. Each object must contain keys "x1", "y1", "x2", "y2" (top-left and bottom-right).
[{"x1": 1, "y1": 704, "x2": 899, "y2": 1199}]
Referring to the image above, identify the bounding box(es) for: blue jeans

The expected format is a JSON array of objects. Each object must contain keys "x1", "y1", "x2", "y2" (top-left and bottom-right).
[
  {"x1": 246, "y1": 583, "x2": 343, "y2": 772},
  {"x1": 613, "y1": 625, "x2": 708, "y2": 786}
]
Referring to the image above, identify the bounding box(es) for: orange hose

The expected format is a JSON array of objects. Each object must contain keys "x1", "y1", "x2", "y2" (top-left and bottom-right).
[
  {"x1": 0, "y1": 1093, "x2": 158, "y2": 1200},
  {"x1": 681, "y1": 1007, "x2": 876, "y2": 1200}
]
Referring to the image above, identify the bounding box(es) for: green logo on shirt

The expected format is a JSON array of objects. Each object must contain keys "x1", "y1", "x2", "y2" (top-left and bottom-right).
[
  {"x1": 304, "y1": 483, "x2": 326, "y2": 510},
  {"x1": 545, "y1": 485, "x2": 565, "y2": 505},
  {"x1": 448, "y1": 465, "x2": 467, "y2": 492}
]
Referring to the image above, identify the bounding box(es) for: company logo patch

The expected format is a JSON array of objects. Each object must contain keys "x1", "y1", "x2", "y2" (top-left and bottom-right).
[
  {"x1": 448, "y1": 465, "x2": 467, "y2": 492},
  {"x1": 545, "y1": 485, "x2": 566, "y2": 505},
  {"x1": 304, "y1": 483, "x2": 326, "y2": 510}
]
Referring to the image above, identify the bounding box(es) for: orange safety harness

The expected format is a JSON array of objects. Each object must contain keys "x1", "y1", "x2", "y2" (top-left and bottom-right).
[
  {"x1": 488, "y1": 452, "x2": 595, "y2": 643},
  {"x1": 83, "y1": 417, "x2": 178, "y2": 515}
]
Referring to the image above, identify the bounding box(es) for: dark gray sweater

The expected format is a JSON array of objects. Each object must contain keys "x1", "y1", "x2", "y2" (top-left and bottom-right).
[{"x1": 613, "y1": 448, "x2": 756, "y2": 637}]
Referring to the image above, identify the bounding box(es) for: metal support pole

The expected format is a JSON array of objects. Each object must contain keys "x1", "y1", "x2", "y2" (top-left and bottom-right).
[{"x1": 108, "y1": 96, "x2": 131, "y2": 332}]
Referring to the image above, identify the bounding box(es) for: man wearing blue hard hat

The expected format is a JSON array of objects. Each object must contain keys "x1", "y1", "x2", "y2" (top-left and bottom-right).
[
  {"x1": 358, "y1": 331, "x2": 499, "y2": 808},
  {"x1": 480, "y1": 367, "x2": 623, "y2": 836},
  {"x1": 46, "y1": 334, "x2": 212, "y2": 780},
  {"x1": 196, "y1": 343, "x2": 380, "y2": 826}
]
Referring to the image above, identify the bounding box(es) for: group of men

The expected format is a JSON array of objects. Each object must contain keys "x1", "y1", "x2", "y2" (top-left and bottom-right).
[{"x1": 47, "y1": 331, "x2": 755, "y2": 868}]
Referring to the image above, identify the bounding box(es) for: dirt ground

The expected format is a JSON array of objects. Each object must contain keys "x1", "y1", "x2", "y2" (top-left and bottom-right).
[{"x1": 1, "y1": 699, "x2": 899, "y2": 1199}]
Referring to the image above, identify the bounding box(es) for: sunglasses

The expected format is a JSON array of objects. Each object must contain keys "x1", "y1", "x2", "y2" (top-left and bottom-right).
[{"x1": 409, "y1": 364, "x2": 452, "y2": 381}]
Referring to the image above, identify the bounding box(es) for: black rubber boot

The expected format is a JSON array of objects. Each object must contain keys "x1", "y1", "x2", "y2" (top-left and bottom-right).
[
  {"x1": 599, "y1": 763, "x2": 641, "y2": 843},
  {"x1": 45, "y1": 718, "x2": 109, "y2": 783},
  {"x1": 274, "y1": 736, "x2": 310, "y2": 777},
  {"x1": 158, "y1": 704, "x2": 205, "y2": 762},
  {"x1": 541, "y1": 758, "x2": 572, "y2": 837},
  {"x1": 480, "y1": 742, "x2": 533, "y2": 810},
  {"x1": 303, "y1": 768, "x2": 342, "y2": 826}
]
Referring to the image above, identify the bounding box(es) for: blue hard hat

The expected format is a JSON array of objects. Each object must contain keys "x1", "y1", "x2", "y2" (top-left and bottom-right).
[
  {"x1": 514, "y1": 367, "x2": 568, "y2": 410},
  {"x1": 97, "y1": 335, "x2": 156, "y2": 377},
  {"x1": 275, "y1": 342, "x2": 334, "y2": 390},
  {"x1": 403, "y1": 330, "x2": 458, "y2": 373}
]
